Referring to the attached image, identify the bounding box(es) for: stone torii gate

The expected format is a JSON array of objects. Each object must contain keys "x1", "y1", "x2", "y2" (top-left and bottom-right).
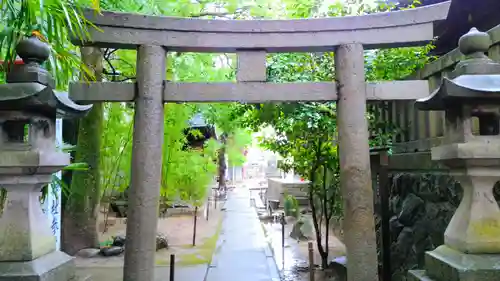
[{"x1": 67, "y1": 3, "x2": 450, "y2": 281}]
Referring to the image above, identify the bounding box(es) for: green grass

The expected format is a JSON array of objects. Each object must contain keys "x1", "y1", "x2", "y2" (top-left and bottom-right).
[
  {"x1": 155, "y1": 218, "x2": 223, "y2": 266},
  {"x1": 177, "y1": 219, "x2": 223, "y2": 266}
]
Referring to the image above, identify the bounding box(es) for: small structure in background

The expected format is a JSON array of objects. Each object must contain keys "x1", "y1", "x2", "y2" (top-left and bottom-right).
[
  {"x1": 431, "y1": 0, "x2": 500, "y2": 55},
  {"x1": 266, "y1": 178, "x2": 309, "y2": 213},
  {"x1": 410, "y1": 27, "x2": 500, "y2": 280},
  {"x1": 0, "y1": 36, "x2": 91, "y2": 280},
  {"x1": 184, "y1": 113, "x2": 216, "y2": 150}
]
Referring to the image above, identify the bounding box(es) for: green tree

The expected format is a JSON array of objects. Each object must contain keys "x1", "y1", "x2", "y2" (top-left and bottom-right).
[
  {"x1": 250, "y1": 102, "x2": 342, "y2": 269},
  {"x1": 202, "y1": 103, "x2": 251, "y2": 191},
  {"x1": 0, "y1": 0, "x2": 99, "y2": 87},
  {"x1": 241, "y1": 1, "x2": 435, "y2": 273},
  {"x1": 0, "y1": 0, "x2": 436, "y2": 267},
  {"x1": 62, "y1": 46, "x2": 103, "y2": 253}
]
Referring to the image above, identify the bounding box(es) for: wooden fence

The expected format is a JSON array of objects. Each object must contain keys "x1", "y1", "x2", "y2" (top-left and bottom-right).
[{"x1": 384, "y1": 23, "x2": 500, "y2": 172}]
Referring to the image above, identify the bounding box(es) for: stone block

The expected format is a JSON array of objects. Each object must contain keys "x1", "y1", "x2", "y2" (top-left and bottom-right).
[
  {"x1": 425, "y1": 245, "x2": 500, "y2": 281},
  {"x1": 0, "y1": 183, "x2": 56, "y2": 261},
  {"x1": 236, "y1": 51, "x2": 267, "y2": 82},
  {"x1": 0, "y1": 250, "x2": 76, "y2": 281},
  {"x1": 0, "y1": 150, "x2": 69, "y2": 175},
  {"x1": 408, "y1": 270, "x2": 434, "y2": 281},
  {"x1": 267, "y1": 178, "x2": 309, "y2": 207},
  {"x1": 75, "y1": 275, "x2": 92, "y2": 281}
]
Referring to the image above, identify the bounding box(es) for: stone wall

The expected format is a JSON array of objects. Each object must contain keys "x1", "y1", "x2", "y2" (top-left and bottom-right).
[
  {"x1": 384, "y1": 173, "x2": 460, "y2": 281},
  {"x1": 382, "y1": 173, "x2": 500, "y2": 281},
  {"x1": 267, "y1": 178, "x2": 309, "y2": 207}
]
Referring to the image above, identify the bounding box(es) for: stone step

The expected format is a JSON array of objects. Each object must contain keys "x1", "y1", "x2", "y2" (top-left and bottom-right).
[
  {"x1": 425, "y1": 246, "x2": 500, "y2": 281},
  {"x1": 408, "y1": 270, "x2": 435, "y2": 281}
]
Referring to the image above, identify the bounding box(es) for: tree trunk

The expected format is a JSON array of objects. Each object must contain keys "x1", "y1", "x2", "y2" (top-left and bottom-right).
[
  {"x1": 61, "y1": 47, "x2": 103, "y2": 255},
  {"x1": 61, "y1": 119, "x2": 79, "y2": 205},
  {"x1": 321, "y1": 166, "x2": 330, "y2": 269},
  {"x1": 217, "y1": 133, "x2": 227, "y2": 191},
  {"x1": 309, "y1": 143, "x2": 329, "y2": 270}
]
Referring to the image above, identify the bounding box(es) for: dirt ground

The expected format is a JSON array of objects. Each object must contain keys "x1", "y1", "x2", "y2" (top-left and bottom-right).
[
  {"x1": 295, "y1": 229, "x2": 346, "y2": 263},
  {"x1": 75, "y1": 205, "x2": 224, "y2": 268}
]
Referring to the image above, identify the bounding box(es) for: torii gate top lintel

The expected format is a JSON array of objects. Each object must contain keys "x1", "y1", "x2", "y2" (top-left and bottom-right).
[
  {"x1": 69, "y1": 2, "x2": 451, "y2": 104},
  {"x1": 74, "y1": 1, "x2": 450, "y2": 52}
]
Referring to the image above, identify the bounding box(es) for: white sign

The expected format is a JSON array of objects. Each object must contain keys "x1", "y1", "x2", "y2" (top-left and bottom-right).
[{"x1": 43, "y1": 119, "x2": 63, "y2": 250}]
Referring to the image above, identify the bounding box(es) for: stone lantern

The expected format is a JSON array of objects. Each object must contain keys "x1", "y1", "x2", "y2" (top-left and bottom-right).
[
  {"x1": 0, "y1": 36, "x2": 91, "y2": 280},
  {"x1": 410, "y1": 28, "x2": 500, "y2": 281}
]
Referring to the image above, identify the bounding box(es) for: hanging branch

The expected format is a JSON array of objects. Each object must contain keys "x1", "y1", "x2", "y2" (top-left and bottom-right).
[{"x1": 102, "y1": 48, "x2": 135, "y2": 82}]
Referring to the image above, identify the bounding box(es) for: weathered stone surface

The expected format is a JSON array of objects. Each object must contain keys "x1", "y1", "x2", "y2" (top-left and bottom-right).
[
  {"x1": 398, "y1": 193, "x2": 424, "y2": 226},
  {"x1": 236, "y1": 51, "x2": 267, "y2": 82},
  {"x1": 417, "y1": 27, "x2": 500, "y2": 255},
  {"x1": 337, "y1": 43, "x2": 378, "y2": 281},
  {"x1": 445, "y1": 172, "x2": 500, "y2": 254},
  {"x1": 423, "y1": 245, "x2": 500, "y2": 281},
  {"x1": 75, "y1": 248, "x2": 100, "y2": 258},
  {"x1": 388, "y1": 175, "x2": 500, "y2": 281},
  {"x1": 112, "y1": 235, "x2": 126, "y2": 247},
  {"x1": 407, "y1": 270, "x2": 432, "y2": 281},
  {"x1": 122, "y1": 45, "x2": 166, "y2": 281},
  {"x1": 74, "y1": 2, "x2": 450, "y2": 51},
  {"x1": 290, "y1": 216, "x2": 315, "y2": 241},
  {"x1": 267, "y1": 178, "x2": 308, "y2": 207},
  {"x1": 290, "y1": 220, "x2": 308, "y2": 241},
  {"x1": 155, "y1": 233, "x2": 168, "y2": 251},
  {"x1": 70, "y1": 80, "x2": 431, "y2": 104},
  {"x1": 383, "y1": 173, "x2": 462, "y2": 281},
  {"x1": 0, "y1": 250, "x2": 75, "y2": 281},
  {"x1": 0, "y1": 33, "x2": 88, "y2": 281},
  {"x1": 100, "y1": 246, "x2": 124, "y2": 257},
  {"x1": 257, "y1": 213, "x2": 274, "y2": 222},
  {"x1": 0, "y1": 183, "x2": 57, "y2": 262}
]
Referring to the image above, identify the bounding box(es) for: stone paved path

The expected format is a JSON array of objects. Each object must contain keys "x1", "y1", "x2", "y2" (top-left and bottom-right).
[
  {"x1": 76, "y1": 264, "x2": 208, "y2": 281},
  {"x1": 204, "y1": 185, "x2": 280, "y2": 281}
]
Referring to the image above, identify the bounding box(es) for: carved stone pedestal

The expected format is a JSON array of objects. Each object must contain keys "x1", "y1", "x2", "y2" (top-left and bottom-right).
[
  {"x1": 443, "y1": 168, "x2": 500, "y2": 253},
  {"x1": 0, "y1": 181, "x2": 57, "y2": 261},
  {"x1": 0, "y1": 176, "x2": 77, "y2": 281},
  {"x1": 0, "y1": 251, "x2": 76, "y2": 281}
]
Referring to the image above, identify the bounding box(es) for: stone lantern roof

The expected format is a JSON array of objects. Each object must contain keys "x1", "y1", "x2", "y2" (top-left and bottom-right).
[
  {"x1": 0, "y1": 36, "x2": 92, "y2": 118},
  {"x1": 416, "y1": 28, "x2": 500, "y2": 111}
]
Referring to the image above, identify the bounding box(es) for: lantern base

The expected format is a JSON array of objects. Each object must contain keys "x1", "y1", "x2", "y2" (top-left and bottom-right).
[
  {"x1": 0, "y1": 250, "x2": 77, "y2": 281},
  {"x1": 408, "y1": 245, "x2": 500, "y2": 281}
]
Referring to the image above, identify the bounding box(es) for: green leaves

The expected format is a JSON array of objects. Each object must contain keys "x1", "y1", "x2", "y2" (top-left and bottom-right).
[
  {"x1": 0, "y1": 0, "x2": 99, "y2": 88},
  {"x1": 242, "y1": 2, "x2": 433, "y2": 223}
]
